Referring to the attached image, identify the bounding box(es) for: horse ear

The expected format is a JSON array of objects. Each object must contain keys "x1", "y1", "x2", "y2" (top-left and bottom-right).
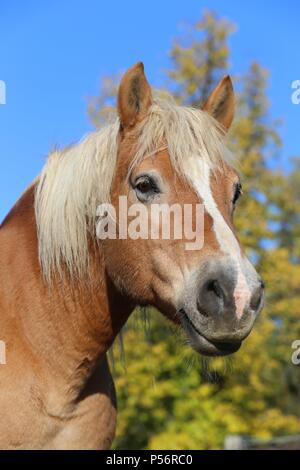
[
  {"x1": 117, "y1": 62, "x2": 152, "y2": 129},
  {"x1": 202, "y1": 75, "x2": 235, "y2": 131}
]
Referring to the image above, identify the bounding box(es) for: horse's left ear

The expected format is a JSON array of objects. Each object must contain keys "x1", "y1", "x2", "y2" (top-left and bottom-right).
[
  {"x1": 202, "y1": 75, "x2": 235, "y2": 131},
  {"x1": 118, "y1": 62, "x2": 152, "y2": 130}
]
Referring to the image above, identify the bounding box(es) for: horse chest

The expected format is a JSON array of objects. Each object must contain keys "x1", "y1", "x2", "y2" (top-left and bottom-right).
[
  {"x1": 0, "y1": 353, "x2": 117, "y2": 449},
  {"x1": 44, "y1": 389, "x2": 117, "y2": 450}
]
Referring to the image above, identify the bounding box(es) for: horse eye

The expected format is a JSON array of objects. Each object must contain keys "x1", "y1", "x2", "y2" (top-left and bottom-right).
[
  {"x1": 232, "y1": 183, "x2": 242, "y2": 206},
  {"x1": 134, "y1": 175, "x2": 160, "y2": 201},
  {"x1": 136, "y1": 179, "x2": 153, "y2": 194}
]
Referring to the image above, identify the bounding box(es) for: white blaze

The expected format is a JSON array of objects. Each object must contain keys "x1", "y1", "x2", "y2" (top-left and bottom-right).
[{"x1": 187, "y1": 159, "x2": 251, "y2": 319}]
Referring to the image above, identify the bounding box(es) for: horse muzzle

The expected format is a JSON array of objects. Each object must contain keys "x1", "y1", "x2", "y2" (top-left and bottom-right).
[{"x1": 178, "y1": 256, "x2": 264, "y2": 356}]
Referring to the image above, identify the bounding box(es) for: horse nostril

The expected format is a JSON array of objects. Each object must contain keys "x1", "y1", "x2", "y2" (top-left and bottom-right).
[
  {"x1": 206, "y1": 279, "x2": 224, "y2": 300},
  {"x1": 250, "y1": 283, "x2": 264, "y2": 311}
]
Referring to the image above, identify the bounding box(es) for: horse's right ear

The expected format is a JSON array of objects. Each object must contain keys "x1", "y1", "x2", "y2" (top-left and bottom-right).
[
  {"x1": 117, "y1": 62, "x2": 152, "y2": 130},
  {"x1": 202, "y1": 75, "x2": 235, "y2": 131}
]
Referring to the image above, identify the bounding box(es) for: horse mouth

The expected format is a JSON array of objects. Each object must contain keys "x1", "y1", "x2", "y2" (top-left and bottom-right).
[{"x1": 179, "y1": 309, "x2": 242, "y2": 357}]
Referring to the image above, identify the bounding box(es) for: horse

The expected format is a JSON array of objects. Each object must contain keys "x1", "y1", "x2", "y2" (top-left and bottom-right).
[{"x1": 0, "y1": 62, "x2": 264, "y2": 449}]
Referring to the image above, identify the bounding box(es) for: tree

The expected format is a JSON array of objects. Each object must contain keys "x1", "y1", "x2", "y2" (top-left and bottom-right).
[{"x1": 168, "y1": 10, "x2": 235, "y2": 105}]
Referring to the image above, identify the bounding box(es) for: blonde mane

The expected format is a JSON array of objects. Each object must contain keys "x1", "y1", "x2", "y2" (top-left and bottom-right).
[{"x1": 35, "y1": 96, "x2": 231, "y2": 281}]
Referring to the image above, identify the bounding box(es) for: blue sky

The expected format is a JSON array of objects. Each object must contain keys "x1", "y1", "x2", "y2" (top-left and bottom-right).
[{"x1": 0, "y1": 0, "x2": 299, "y2": 221}]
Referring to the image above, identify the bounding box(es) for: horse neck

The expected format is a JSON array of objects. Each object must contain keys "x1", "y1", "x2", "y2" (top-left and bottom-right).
[{"x1": 0, "y1": 185, "x2": 134, "y2": 393}]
